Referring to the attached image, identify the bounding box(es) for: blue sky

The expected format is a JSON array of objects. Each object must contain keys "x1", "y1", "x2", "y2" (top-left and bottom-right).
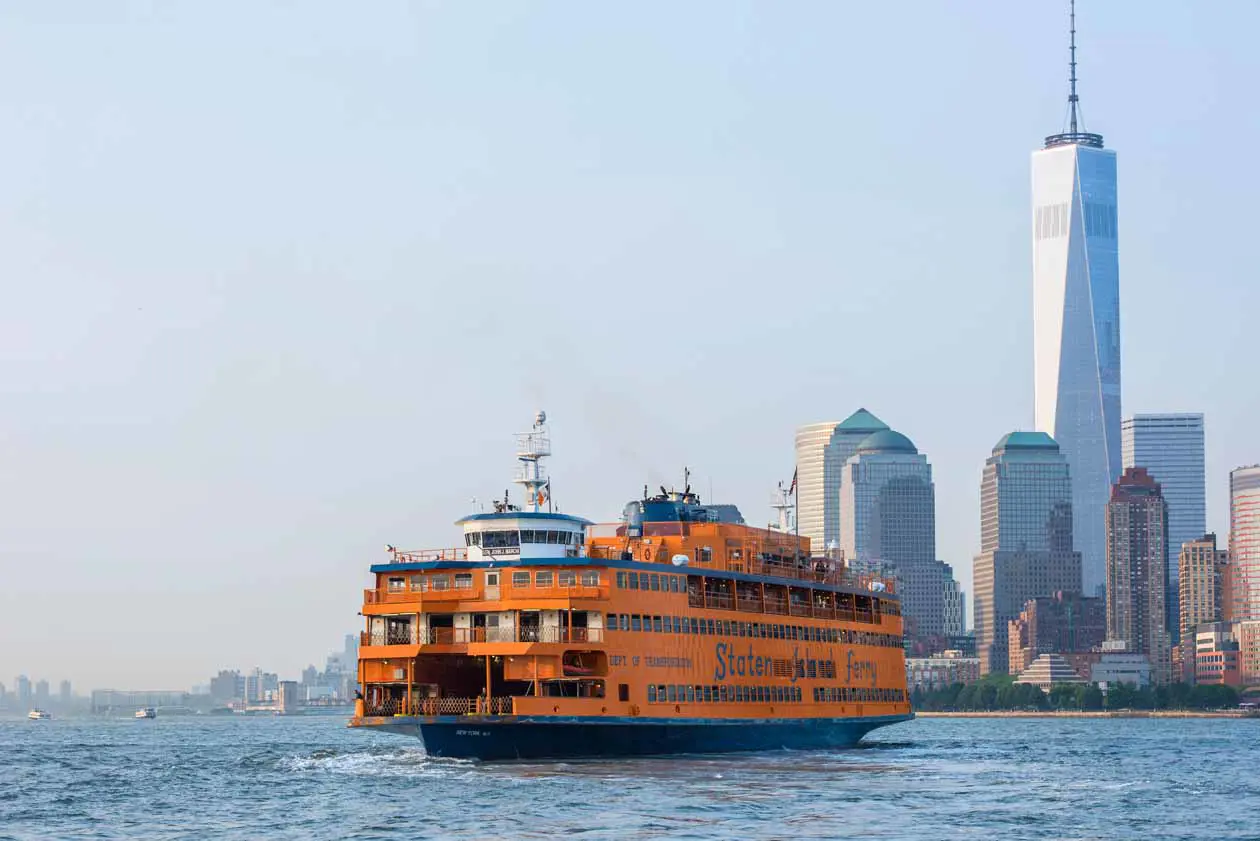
[{"x1": 2, "y1": 1, "x2": 1257, "y2": 689}]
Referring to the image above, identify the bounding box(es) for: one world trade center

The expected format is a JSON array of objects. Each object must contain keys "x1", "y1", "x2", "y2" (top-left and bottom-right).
[{"x1": 1032, "y1": 2, "x2": 1121, "y2": 596}]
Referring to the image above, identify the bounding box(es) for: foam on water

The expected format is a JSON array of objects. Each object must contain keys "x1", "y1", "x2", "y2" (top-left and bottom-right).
[{"x1": 1, "y1": 715, "x2": 1258, "y2": 840}]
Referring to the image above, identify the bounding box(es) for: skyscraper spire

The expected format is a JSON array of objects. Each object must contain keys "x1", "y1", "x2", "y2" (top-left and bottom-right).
[
  {"x1": 1068, "y1": 0, "x2": 1079, "y2": 134},
  {"x1": 1044, "y1": 0, "x2": 1103, "y2": 149}
]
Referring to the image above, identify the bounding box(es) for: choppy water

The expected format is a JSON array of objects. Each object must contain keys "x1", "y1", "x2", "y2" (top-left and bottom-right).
[{"x1": 1, "y1": 714, "x2": 1255, "y2": 840}]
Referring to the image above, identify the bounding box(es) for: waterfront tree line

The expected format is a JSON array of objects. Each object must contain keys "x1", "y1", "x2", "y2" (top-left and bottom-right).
[{"x1": 911, "y1": 675, "x2": 1240, "y2": 712}]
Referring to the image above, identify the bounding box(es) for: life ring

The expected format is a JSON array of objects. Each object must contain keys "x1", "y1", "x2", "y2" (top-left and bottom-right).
[{"x1": 643, "y1": 548, "x2": 652, "y2": 561}]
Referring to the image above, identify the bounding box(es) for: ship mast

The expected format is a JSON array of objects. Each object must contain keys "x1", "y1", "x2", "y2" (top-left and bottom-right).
[
  {"x1": 514, "y1": 411, "x2": 552, "y2": 513},
  {"x1": 770, "y1": 481, "x2": 795, "y2": 532}
]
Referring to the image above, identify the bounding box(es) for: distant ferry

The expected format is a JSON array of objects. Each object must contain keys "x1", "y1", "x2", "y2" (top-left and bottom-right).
[
  {"x1": 27, "y1": 710, "x2": 51, "y2": 721},
  {"x1": 135, "y1": 707, "x2": 157, "y2": 719},
  {"x1": 349, "y1": 413, "x2": 912, "y2": 760}
]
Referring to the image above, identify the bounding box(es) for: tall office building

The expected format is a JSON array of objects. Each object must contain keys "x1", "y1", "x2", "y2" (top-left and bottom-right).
[
  {"x1": 943, "y1": 576, "x2": 965, "y2": 638},
  {"x1": 973, "y1": 432, "x2": 1083, "y2": 674},
  {"x1": 1230, "y1": 466, "x2": 1260, "y2": 621},
  {"x1": 15, "y1": 675, "x2": 31, "y2": 709},
  {"x1": 837, "y1": 428, "x2": 946, "y2": 642},
  {"x1": 1032, "y1": 5, "x2": 1121, "y2": 597},
  {"x1": 1105, "y1": 468, "x2": 1172, "y2": 684},
  {"x1": 34, "y1": 680, "x2": 50, "y2": 706},
  {"x1": 794, "y1": 409, "x2": 889, "y2": 553},
  {"x1": 59, "y1": 680, "x2": 72, "y2": 705},
  {"x1": 1122, "y1": 413, "x2": 1206, "y2": 640},
  {"x1": 1178, "y1": 534, "x2": 1229, "y2": 682}
]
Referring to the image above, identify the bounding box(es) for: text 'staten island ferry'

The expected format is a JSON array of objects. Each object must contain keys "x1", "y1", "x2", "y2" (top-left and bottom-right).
[{"x1": 350, "y1": 414, "x2": 912, "y2": 759}]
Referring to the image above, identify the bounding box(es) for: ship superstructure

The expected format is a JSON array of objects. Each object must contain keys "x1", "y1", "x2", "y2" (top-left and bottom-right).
[{"x1": 350, "y1": 414, "x2": 912, "y2": 759}]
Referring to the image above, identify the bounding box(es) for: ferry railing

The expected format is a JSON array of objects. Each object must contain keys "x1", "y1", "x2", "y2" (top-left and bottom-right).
[
  {"x1": 364, "y1": 696, "x2": 514, "y2": 717},
  {"x1": 736, "y1": 596, "x2": 763, "y2": 613},
  {"x1": 586, "y1": 532, "x2": 897, "y2": 594},
  {"x1": 361, "y1": 626, "x2": 607, "y2": 646},
  {"x1": 364, "y1": 585, "x2": 483, "y2": 605},
  {"x1": 764, "y1": 598, "x2": 788, "y2": 615},
  {"x1": 385, "y1": 547, "x2": 470, "y2": 564},
  {"x1": 788, "y1": 602, "x2": 812, "y2": 618},
  {"x1": 506, "y1": 583, "x2": 609, "y2": 600}
]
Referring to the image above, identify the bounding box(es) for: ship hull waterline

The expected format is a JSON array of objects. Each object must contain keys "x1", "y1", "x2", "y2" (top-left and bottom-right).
[{"x1": 351, "y1": 713, "x2": 913, "y2": 761}]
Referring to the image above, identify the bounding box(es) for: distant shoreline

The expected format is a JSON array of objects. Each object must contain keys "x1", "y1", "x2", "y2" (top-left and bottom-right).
[{"x1": 914, "y1": 710, "x2": 1255, "y2": 719}]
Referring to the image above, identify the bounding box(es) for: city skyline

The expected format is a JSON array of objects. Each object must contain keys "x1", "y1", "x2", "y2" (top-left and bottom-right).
[{"x1": 2, "y1": 4, "x2": 1258, "y2": 688}]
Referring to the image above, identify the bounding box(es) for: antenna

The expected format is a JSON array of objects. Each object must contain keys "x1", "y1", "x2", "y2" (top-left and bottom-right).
[
  {"x1": 1043, "y1": 0, "x2": 1103, "y2": 149},
  {"x1": 1068, "y1": 0, "x2": 1079, "y2": 134}
]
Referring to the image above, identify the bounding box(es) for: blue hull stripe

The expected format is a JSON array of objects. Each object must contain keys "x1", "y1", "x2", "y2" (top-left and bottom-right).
[{"x1": 362, "y1": 713, "x2": 913, "y2": 761}]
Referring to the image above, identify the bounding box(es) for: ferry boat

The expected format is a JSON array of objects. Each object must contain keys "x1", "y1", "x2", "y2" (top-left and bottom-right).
[
  {"x1": 135, "y1": 707, "x2": 157, "y2": 719},
  {"x1": 350, "y1": 413, "x2": 912, "y2": 759},
  {"x1": 27, "y1": 709, "x2": 51, "y2": 721}
]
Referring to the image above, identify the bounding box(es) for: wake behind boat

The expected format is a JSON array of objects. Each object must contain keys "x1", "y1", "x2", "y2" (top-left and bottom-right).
[{"x1": 135, "y1": 707, "x2": 157, "y2": 719}]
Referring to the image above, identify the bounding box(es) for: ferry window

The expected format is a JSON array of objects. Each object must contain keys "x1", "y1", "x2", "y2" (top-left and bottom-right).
[
  {"x1": 631, "y1": 615, "x2": 642, "y2": 632},
  {"x1": 620, "y1": 615, "x2": 629, "y2": 631},
  {"x1": 653, "y1": 616, "x2": 663, "y2": 633},
  {"x1": 618, "y1": 684, "x2": 629, "y2": 702},
  {"x1": 520, "y1": 530, "x2": 535, "y2": 543},
  {"x1": 689, "y1": 618, "x2": 698, "y2": 635},
  {"x1": 581, "y1": 571, "x2": 600, "y2": 586},
  {"x1": 707, "y1": 620, "x2": 716, "y2": 636},
  {"x1": 557, "y1": 570, "x2": 576, "y2": 587},
  {"x1": 409, "y1": 575, "x2": 424, "y2": 592},
  {"x1": 647, "y1": 685, "x2": 657, "y2": 703},
  {"x1": 535, "y1": 571, "x2": 554, "y2": 588},
  {"x1": 454, "y1": 573, "x2": 473, "y2": 589},
  {"x1": 629, "y1": 572, "x2": 640, "y2": 590},
  {"x1": 430, "y1": 575, "x2": 452, "y2": 591},
  {"x1": 661, "y1": 616, "x2": 672, "y2": 633},
  {"x1": 666, "y1": 576, "x2": 676, "y2": 593},
  {"x1": 667, "y1": 685, "x2": 677, "y2": 703},
  {"x1": 650, "y1": 574, "x2": 660, "y2": 591},
  {"x1": 511, "y1": 572, "x2": 530, "y2": 589},
  {"x1": 387, "y1": 577, "x2": 406, "y2": 592},
  {"x1": 702, "y1": 686, "x2": 712, "y2": 703},
  {"x1": 686, "y1": 686, "x2": 695, "y2": 703},
  {"x1": 617, "y1": 572, "x2": 627, "y2": 588},
  {"x1": 606, "y1": 613, "x2": 617, "y2": 630}
]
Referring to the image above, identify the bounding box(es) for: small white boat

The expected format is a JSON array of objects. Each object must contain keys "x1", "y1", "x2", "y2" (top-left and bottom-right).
[
  {"x1": 28, "y1": 709, "x2": 51, "y2": 721},
  {"x1": 135, "y1": 707, "x2": 157, "y2": 719}
]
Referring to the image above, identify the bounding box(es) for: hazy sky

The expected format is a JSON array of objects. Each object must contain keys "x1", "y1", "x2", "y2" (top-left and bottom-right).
[{"x1": 3, "y1": 2, "x2": 1258, "y2": 691}]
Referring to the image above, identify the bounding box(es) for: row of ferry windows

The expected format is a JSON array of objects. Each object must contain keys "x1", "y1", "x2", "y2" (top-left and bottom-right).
[
  {"x1": 616, "y1": 571, "x2": 684, "y2": 593},
  {"x1": 465, "y1": 530, "x2": 583, "y2": 548},
  {"x1": 510, "y1": 570, "x2": 601, "y2": 588},
  {"x1": 814, "y1": 686, "x2": 905, "y2": 704},
  {"x1": 387, "y1": 570, "x2": 600, "y2": 592},
  {"x1": 388, "y1": 573, "x2": 475, "y2": 592},
  {"x1": 605, "y1": 613, "x2": 901, "y2": 648},
  {"x1": 648, "y1": 684, "x2": 802, "y2": 704}
]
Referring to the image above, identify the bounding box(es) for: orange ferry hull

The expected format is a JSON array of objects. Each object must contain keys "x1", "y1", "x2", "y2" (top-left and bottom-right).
[{"x1": 354, "y1": 713, "x2": 913, "y2": 761}]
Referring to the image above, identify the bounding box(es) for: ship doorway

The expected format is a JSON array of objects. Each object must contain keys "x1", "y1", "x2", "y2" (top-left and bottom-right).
[
  {"x1": 520, "y1": 611, "x2": 541, "y2": 642},
  {"x1": 485, "y1": 571, "x2": 500, "y2": 600}
]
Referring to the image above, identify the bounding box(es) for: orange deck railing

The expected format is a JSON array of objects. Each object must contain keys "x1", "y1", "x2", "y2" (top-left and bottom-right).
[
  {"x1": 363, "y1": 696, "x2": 514, "y2": 717},
  {"x1": 361, "y1": 626, "x2": 606, "y2": 647}
]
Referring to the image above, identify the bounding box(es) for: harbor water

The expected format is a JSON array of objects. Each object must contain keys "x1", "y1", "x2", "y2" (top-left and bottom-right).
[{"x1": 1, "y1": 715, "x2": 1255, "y2": 840}]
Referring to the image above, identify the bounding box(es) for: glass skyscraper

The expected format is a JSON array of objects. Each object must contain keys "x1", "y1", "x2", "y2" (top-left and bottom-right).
[
  {"x1": 1230, "y1": 466, "x2": 1260, "y2": 622},
  {"x1": 1032, "y1": 22, "x2": 1121, "y2": 598},
  {"x1": 794, "y1": 409, "x2": 888, "y2": 554},
  {"x1": 1121, "y1": 413, "x2": 1206, "y2": 642},
  {"x1": 838, "y1": 428, "x2": 955, "y2": 644},
  {"x1": 973, "y1": 432, "x2": 1082, "y2": 674}
]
